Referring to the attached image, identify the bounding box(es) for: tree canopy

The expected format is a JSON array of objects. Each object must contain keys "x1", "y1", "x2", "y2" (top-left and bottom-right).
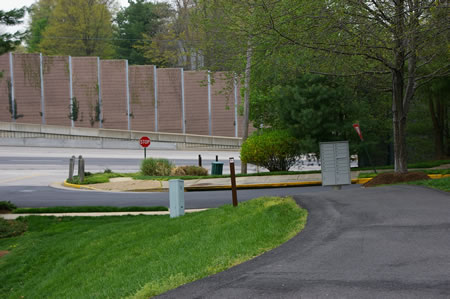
[
  {"x1": 113, "y1": 0, "x2": 172, "y2": 65},
  {"x1": 0, "y1": 8, "x2": 26, "y2": 54},
  {"x1": 31, "y1": 0, "x2": 116, "y2": 57}
]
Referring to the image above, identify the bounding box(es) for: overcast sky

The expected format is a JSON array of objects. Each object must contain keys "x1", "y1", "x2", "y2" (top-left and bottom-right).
[{"x1": 0, "y1": 0, "x2": 131, "y2": 34}]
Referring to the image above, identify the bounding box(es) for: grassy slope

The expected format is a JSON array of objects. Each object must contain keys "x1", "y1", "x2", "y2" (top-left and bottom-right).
[
  {"x1": 358, "y1": 169, "x2": 450, "y2": 178},
  {"x1": 0, "y1": 197, "x2": 307, "y2": 298},
  {"x1": 410, "y1": 177, "x2": 450, "y2": 192}
]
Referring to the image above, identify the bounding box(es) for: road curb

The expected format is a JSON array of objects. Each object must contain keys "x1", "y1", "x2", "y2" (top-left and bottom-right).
[
  {"x1": 63, "y1": 178, "x2": 371, "y2": 192},
  {"x1": 61, "y1": 174, "x2": 447, "y2": 192},
  {"x1": 185, "y1": 181, "x2": 324, "y2": 191},
  {"x1": 63, "y1": 180, "x2": 99, "y2": 191}
]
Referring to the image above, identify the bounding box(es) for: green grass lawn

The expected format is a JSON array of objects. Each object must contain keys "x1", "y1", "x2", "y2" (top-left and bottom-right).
[
  {"x1": 68, "y1": 170, "x2": 323, "y2": 185},
  {"x1": 0, "y1": 197, "x2": 307, "y2": 298},
  {"x1": 410, "y1": 177, "x2": 450, "y2": 192},
  {"x1": 358, "y1": 169, "x2": 450, "y2": 178}
]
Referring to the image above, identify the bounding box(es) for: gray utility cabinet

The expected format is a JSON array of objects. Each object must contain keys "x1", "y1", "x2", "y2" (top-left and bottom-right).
[
  {"x1": 169, "y1": 179, "x2": 185, "y2": 218},
  {"x1": 320, "y1": 141, "x2": 351, "y2": 186}
]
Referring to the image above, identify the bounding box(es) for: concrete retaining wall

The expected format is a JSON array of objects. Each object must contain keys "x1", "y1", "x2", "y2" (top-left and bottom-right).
[
  {"x1": 72, "y1": 57, "x2": 100, "y2": 128},
  {"x1": 211, "y1": 72, "x2": 235, "y2": 137},
  {"x1": 0, "y1": 53, "x2": 11, "y2": 122},
  {"x1": 43, "y1": 56, "x2": 71, "y2": 126},
  {"x1": 12, "y1": 53, "x2": 42, "y2": 124},
  {"x1": 129, "y1": 65, "x2": 155, "y2": 132},
  {"x1": 0, "y1": 121, "x2": 242, "y2": 150},
  {"x1": 2, "y1": 52, "x2": 257, "y2": 138},
  {"x1": 157, "y1": 68, "x2": 183, "y2": 133},
  {"x1": 185, "y1": 71, "x2": 209, "y2": 135},
  {"x1": 101, "y1": 60, "x2": 128, "y2": 130}
]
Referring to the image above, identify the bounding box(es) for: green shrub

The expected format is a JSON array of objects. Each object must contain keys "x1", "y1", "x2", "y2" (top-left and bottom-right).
[
  {"x1": 171, "y1": 166, "x2": 186, "y2": 176},
  {"x1": 0, "y1": 201, "x2": 17, "y2": 212},
  {"x1": 141, "y1": 158, "x2": 174, "y2": 176},
  {"x1": 171, "y1": 166, "x2": 208, "y2": 176},
  {"x1": 0, "y1": 218, "x2": 27, "y2": 238},
  {"x1": 182, "y1": 166, "x2": 208, "y2": 176},
  {"x1": 241, "y1": 130, "x2": 303, "y2": 172}
]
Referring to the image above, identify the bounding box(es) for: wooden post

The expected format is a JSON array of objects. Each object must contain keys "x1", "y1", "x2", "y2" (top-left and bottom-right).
[{"x1": 229, "y1": 157, "x2": 238, "y2": 207}]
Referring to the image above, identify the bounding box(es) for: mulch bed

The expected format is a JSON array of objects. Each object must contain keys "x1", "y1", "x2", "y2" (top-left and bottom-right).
[
  {"x1": 364, "y1": 171, "x2": 430, "y2": 187},
  {"x1": 0, "y1": 210, "x2": 12, "y2": 214}
]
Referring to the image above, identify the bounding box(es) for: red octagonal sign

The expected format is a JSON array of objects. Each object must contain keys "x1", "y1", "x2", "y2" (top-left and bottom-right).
[{"x1": 139, "y1": 136, "x2": 151, "y2": 148}]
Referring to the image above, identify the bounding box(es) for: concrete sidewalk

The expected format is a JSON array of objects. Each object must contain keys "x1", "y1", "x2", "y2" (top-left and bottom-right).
[
  {"x1": 1, "y1": 209, "x2": 207, "y2": 220},
  {"x1": 63, "y1": 173, "x2": 373, "y2": 192}
]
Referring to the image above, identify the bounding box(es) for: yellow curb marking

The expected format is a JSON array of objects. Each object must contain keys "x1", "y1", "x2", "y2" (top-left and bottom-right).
[
  {"x1": 62, "y1": 174, "x2": 448, "y2": 192},
  {"x1": 63, "y1": 180, "x2": 98, "y2": 190}
]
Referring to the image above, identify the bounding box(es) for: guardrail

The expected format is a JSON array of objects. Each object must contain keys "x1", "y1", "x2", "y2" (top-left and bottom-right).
[{"x1": 0, "y1": 122, "x2": 242, "y2": 150}]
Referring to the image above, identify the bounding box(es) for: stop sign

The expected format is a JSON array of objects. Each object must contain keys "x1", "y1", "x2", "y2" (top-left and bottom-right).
[{"x1": 139, "y1": 136, "x2": 151, "y2": 148}]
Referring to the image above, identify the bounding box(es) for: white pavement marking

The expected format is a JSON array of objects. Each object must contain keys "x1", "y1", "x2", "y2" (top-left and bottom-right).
[{"x1": 0, "y1": 174, "x2": 43, "y2": 184}]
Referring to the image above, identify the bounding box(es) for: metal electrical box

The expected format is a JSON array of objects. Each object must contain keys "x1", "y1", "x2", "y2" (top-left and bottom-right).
[
  {"x1": 320, "y1": 141, "x2": 351, "y2": 187},
  {"x1": 169, "y1": 179, "x2": 185, "y2": 218}
]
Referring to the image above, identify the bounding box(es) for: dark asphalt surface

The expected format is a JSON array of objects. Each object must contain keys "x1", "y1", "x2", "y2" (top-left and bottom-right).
[
  {"x1": 1, "y1": 185, "x2": 358, "y2": 208},
  {"x1": 158, "y1": 185, "x2": 450, "y2": 298}
]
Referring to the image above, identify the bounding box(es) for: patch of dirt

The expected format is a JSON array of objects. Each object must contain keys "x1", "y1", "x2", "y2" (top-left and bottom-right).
[
  {"x1": 364, "y1": 171, "x2": 430, "y2": 187},
  {"x1": 0, "y1": 210, "x2": 12, "y2": 214},
  {"x1": 87, "y1": 180, "x2": 163, "y2": 191},
  {"x1": 0, "y1": 251, "x2": 9, "y2": 258}
]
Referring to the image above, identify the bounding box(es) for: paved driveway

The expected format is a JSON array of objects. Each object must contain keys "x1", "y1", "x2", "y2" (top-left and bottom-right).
[{"x1": 158, "y1": 185, "x2": 450, "y2": 298}]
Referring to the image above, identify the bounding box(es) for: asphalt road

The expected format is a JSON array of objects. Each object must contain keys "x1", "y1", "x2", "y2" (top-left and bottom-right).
[
  {"x1": 0, "y1": 146, "x2": 322, "y2": 206},
  {"x1": 0, "y1": 146, "x2": 321, "y2": 187},
  {"x1": 1, "y1": 185, "x2": 358, "y2": 208},
  {"x1": 158, "y1": 185, "x2": 450, "y2": 298}
]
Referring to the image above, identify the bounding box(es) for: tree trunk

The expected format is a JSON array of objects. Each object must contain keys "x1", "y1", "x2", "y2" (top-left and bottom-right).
[
  {"x1": 429, "y1": 96, "x2": 446, "y2": 159},
  {"x1": 241, "y1": 40, "x2": 252, "y2": 174},
  {"x1": 391, "y1": 0, "x2": 411, "y2": 174},
  {"x1": 392, "y1": 69, "x2": 408, "y2": 174}
]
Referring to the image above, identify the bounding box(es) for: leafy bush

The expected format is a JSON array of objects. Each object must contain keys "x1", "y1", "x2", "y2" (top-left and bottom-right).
[
  {"x1": 171, "y1": 167, "x2": 186, "y2": 176},
  {"x1": 141, "y1": 158, "x2": 174, "y2": 176},
  {"x1": 241, "y1": 130, "x2": 303, "y2": 172},
  {"x1": 0, "y1": 218, "x2": 27, "y2": 238},
  {"x1": 183, "y1": 166, "x2": 208, "y2": 176},
  {"x1": 171, "y1": 166, "x2": 208, "y2": 176},
  {"x1": 0, "y1": 201, "x2": 17, "y2": 212}
]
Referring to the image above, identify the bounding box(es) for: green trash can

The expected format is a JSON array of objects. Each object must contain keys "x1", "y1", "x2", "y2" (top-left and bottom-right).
[{"x1": 211, "y1": 162, "x2": 224, "y2": 175}]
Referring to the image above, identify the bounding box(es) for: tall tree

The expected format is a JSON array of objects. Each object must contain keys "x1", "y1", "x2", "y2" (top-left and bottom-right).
[
  {"x1": 38, "y1": 0, "x2": 116, "y2": 57},
  {"x1": 113, "y1": 0, "x2": 172, "y2": 65},
  {"x1": 0, "y1": 7, "x2": 26, "y2": 54},
  {"x1": 417, "y1": 77, "x2": 450, "y2": 159},
  {"x1": 247, "y1": 0, "x2": 449, "y2": 173},
  {"x1": 26, "y1": 0, "x2": 56, "y2": 53},
  {"x1": 190, "y1": 1, "x2": 262, "y2": 173},
  {"x1": 136, "y1": 0, "x2": 206, "y2": 69}
]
